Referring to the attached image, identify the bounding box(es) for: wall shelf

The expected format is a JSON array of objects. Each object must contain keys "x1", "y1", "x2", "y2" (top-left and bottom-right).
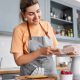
[{"x1": 51, "y1": 17, "x2": 73, "y2": 25}]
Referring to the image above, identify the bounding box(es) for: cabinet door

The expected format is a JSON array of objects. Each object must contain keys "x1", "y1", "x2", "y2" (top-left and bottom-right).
[
  {"x1": 0, "y1": 0, "x2": 20, "y2": 32},
  {"x1": 77, "y1": 10, "x2": 80, "y2": 38}
]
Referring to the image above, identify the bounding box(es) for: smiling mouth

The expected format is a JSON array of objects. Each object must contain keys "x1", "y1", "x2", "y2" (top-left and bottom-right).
[{"x1": 33, "y1": 20, "x2": 39, "y2": 22}]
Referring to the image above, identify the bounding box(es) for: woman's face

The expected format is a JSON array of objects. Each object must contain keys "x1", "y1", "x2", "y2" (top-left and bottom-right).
[{"x1": 24, "y1": 3, "x2": 41, "y2": 25}]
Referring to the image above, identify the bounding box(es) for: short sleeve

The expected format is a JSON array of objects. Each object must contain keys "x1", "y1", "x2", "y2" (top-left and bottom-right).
[
  {"x1": 47, "y1": 22, "x2": 58, "y2": 47},
  {"x1": 10, "y1": 27, "x2": 23, "y2": 54}
]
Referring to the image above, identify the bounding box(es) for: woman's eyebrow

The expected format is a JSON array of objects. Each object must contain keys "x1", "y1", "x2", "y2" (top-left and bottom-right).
[{"x1": 27, "y1": 9, "x2": 40, "y2": 13}]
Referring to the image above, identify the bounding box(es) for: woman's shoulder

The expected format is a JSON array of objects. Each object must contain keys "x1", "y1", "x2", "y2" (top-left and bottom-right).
[
  {"x1": 13, "y1": 22, "x2": 27, "y2": 33},
  {"x1": 40, "y1": 20, "x2": 51, "y2": 30}
]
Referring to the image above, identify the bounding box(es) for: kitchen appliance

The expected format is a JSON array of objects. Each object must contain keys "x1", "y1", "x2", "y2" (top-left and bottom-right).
[{"x1": 71, "y1": 56, "x2": 80, "y2": 80}]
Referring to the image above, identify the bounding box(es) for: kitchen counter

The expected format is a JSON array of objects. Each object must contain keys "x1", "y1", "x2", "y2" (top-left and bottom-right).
[
  {"x1": 0, "y1": 66, "x2": 69, "y2": 80},
  {"x1": 0, "y1": 66, "x2": 69, "y2": 75},
  {"x1": 16, "y1": 75, "x2": 57, "y2": 80},
  {"x1": 0, "y1": 67, "x2": 58, "y2": 80},
  {"x1": 0, "y1": 67, "x2": 20, "y2": 75},
  {"x1": 0, "y1": 67, "x2": 20, "y2": 80}
]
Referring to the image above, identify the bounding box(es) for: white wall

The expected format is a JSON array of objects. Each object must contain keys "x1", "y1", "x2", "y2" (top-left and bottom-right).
[
  {"x1": 0, "y1": 35, "x2": 80, "y2": 68},
  {"x1": 0, "y1": 0, "x2": 20, "y2": 32},
  {"x1": 0, "y1": 35, "x2": 18, "y2": 68}
]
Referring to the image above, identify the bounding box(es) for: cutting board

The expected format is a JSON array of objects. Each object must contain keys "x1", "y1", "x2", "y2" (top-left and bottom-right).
[{"x1": 15, "y1": 75, "x2": 57, "y2": 80}]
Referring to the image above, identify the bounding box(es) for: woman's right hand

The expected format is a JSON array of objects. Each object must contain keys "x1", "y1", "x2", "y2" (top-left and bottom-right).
[{"x1": 37, "y1": 47, "x2": 61, "y2": 56}]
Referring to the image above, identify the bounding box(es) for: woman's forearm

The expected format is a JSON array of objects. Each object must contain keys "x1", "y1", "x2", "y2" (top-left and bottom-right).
[{"x1": 14, "y1": 50, "x2": 41, "y2": 66}]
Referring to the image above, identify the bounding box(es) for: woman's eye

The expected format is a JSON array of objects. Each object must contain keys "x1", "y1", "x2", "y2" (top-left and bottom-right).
[{"x1": 28, "y1": 13, "x2": 34, "y2": 16}]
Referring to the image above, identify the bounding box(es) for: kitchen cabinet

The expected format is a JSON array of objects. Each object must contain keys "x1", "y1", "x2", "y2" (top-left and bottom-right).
[
  {"x1": 77, "y1": 10, "x2": 80, "y2": 38},
  {"x1": 50, "y1": 0, "x2": 73, "y2": 37},
  {"x1": 46, "y1": 0, "x2": 80, "y2": 42}
]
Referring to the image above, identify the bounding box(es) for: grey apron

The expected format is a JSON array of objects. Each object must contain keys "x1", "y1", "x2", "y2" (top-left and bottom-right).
[{"x1": 20, "y1": 22, "x2": 57, "y2": 76}]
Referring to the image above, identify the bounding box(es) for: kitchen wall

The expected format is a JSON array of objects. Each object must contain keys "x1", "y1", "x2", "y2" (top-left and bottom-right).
[
  {"x1": 0, "y1": 35, "x2": 80, "y2": 68},
  {"x1": 0, "y1": 35, "x2": 18, "y2": 68}
]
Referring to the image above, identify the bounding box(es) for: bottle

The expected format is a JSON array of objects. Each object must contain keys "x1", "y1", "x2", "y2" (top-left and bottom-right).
[
  {"x1": 53, "y1": 12, "x2": 56, "y2": 18},
  {"x1": 70, "y1": 29, "x2": 73, "y2": 37},
  {"x1": 65, "y1": 29, "x2": 68, "y2": 36},
  {"x1": 68, "y1": 30, "x2": 71, "y2": 37},
  {"x1": 60, "y1": 29, "x2": 65, "y2": 36},
  {"x1": 63, "y1": 13, "x2": 67, "y2": 20},
  {"x1": 56, "y1": 26, "x2": 61, "y2": 35},
  {"x1": 68, "y1": 16, "x2": 71, "y2": 21},
  {"x1": 50, "y1": 8, "x2": 53, "y2": 17}
]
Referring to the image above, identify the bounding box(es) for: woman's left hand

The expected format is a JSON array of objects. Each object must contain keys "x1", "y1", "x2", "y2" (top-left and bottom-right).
[{"x1": 52, "y1": 48, "x2": 62, "y2": 56}]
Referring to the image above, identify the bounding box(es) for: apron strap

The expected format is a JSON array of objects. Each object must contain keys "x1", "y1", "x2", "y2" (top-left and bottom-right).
[
  {"x1": 26, "y1": 21, "x2": 50, "y2": 40},
  {"x1": 26, "y1": 21, "x2": 32, "y2": 40},
  {"x1": 39, "y1": 23, "x2": 50, "y2": 38}
]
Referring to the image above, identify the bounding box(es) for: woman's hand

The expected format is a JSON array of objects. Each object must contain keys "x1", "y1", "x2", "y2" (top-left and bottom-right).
[
  {"x1": 37, "y1": 47, "x2": 61, "y2": 56},
  {"x1": 52, "y1": 49, "x2": 62, "y2": 56}
]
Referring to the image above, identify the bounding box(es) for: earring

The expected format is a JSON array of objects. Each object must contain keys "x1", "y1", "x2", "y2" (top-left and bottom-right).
[{"x1": 25, "y1": 18, "x2": 27, "y2": 21}]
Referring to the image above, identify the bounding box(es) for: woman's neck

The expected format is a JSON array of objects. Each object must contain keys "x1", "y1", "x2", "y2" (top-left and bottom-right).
[{"x1": 27, "y1": 21, "x2": 40, "y2": 27}]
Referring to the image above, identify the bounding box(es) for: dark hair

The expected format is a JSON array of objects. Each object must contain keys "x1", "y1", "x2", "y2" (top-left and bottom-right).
[
  {"x1": 20, "y1": 0, "x2": 39, "y2": 12},
  {"x1": 20, "y1": 0, "x2": 39, "y2": 21}
]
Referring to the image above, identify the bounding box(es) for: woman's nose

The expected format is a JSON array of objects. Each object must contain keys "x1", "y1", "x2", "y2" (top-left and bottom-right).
[{"x1": 34, "y1": 13, "x2": 39, "y2": 19}]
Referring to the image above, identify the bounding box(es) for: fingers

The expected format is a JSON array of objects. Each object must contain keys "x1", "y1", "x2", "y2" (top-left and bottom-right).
[
  {"x1": 40, "y1": 47, "x2": 53, "y2": 56},
  {"x1": 44, "y1": 47, "x2": 50, "y2": 55},
  {"x1": 51, "y1": 48, "x2": 62, "y2": 56},
  {"x1": 46, "y1": 47, "x2": 56, "y2": 55},
  {"x1": 40, "y1": 47, "x2": 61, "y2": 56}
]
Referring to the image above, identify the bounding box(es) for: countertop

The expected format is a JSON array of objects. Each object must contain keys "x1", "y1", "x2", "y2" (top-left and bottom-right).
[
  {"x1": 0, "y1": 67, "x2": 20, "y2": 75},
  {"x1": 0, "y1": 66, "x2": 69, "y2": 75},
  {"x1": 16, "y1": 75, "x2": 57, "y2": 80}
]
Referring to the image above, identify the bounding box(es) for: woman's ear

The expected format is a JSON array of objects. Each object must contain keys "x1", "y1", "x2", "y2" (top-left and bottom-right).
[
  {"x1": 22, "y1": 12, "x2": 25, "y2": 18},
  {"x1": 21, "y1": 12, "x2": 27, "y2": 21}
]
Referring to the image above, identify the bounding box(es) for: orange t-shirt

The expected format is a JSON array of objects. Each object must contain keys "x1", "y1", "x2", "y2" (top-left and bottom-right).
[{"x1": 10, "y1": 20, "x2": 58, "y2": 54}]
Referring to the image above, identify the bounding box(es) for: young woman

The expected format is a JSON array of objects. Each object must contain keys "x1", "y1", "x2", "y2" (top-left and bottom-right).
[{"x1": 10, "y1": 0, "x2": 61, "y2": 76}]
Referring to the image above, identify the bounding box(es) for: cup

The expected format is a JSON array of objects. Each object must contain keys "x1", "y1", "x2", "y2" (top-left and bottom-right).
[{"x1": 60, "y1": 70, "x2": 73, "y2": 80}]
